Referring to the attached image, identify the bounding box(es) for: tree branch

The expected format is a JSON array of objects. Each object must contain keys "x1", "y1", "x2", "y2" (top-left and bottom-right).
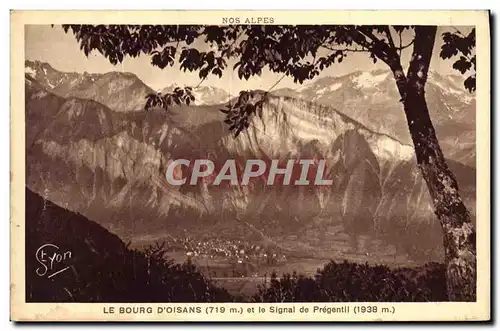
[
  {"x1": 344, "y1": 27, "x2": 392, "y2": 65},
  {"x1": 194, "y1": 77, "x2": 206, "y2": 88},
  {"x1": 398, "y1": 30, "x2": 403, "y2": 56},
  {"x1": 397, "y1": 38, "x2": 415, "y2": 51},
  {"x1": 357, "y1": 27, "x2": 394, "y2": 61},
  {"x1": 357, "y1": 27, "x2": 387, "y2": 46},
  {"x1": 450, "y1": 26, "x2": 466, "y2": 37},
  {"x1": 385, "y1": 26, "x2": 396, "y2": 50},
  {"x1": 267, "y1": 74, "x2": 287, "y2": 93},
  {"x1": 320, "y1": 45, "x2": 370, "y2": 53},
  {"x1": 174, "y1": 24, "x2": 180, "y2": 55},
  {"x1": 220, "y1": 27, "x2": 246, "y2": 58},
  {"x1": 355, "y1": 26, "x2": 403, "y2": 69},
  {"x1": 342, "y1": 27, "x2": 373, "y2": 51}
]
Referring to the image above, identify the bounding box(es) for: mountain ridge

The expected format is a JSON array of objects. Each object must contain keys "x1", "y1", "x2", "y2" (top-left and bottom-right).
[
  {"x1": 25, "y1": 77, "x2": 476, "y2": 264},
  {"x1": 25, "y1": 60, "x2": 154, "y2": 112},
  {"x1": 25, "y1": 60, "x2": 476, "y2": 169},
  {"x1": 272, "y1": 68, "x2": 476, "y2": 167}
]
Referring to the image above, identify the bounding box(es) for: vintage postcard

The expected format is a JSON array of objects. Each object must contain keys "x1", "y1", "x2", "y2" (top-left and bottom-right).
[{"x1": 10, "y1": 10, "x2": 491, "y2": 322}]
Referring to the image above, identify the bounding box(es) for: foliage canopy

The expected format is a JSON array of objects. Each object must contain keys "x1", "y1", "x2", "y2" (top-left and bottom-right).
[{"x1": 61, "y1": 25, "x2": 475, "y2": 136}]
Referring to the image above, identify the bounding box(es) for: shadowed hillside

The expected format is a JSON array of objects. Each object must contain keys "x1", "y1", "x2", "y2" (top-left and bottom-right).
[{"x1": 25, "y1": 187, "x2": 233, "y2": 302}]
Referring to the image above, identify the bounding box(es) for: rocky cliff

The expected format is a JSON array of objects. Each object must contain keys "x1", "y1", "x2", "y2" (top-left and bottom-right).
[{"x1": 25, "y1": 76, "x2": 476, "y2": 264}]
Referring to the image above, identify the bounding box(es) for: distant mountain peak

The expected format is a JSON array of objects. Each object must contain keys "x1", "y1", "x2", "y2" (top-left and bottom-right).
[
  {"x1": 352, "y1": 70, "x2": 391, "y2": 89},
  {"x1": 25, "y1": 60, "x2": 154, "y2": 112},
  {"x1": 25, "y1": 59, "x2": 54, "y2": 69},
  {"x1": 160, "y1": 84, "x2": 231, "y2": 106}
]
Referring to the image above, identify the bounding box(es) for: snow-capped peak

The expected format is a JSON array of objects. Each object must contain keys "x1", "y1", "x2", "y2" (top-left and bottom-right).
[
  {"x1": 353, "y1": 71, "x2": 390, "y2": 89},
  {"x1": 160, "y1": 84, "x2": 231, "y2": 106},
  {"x1": 25, "y1": 66, "x2": 36, "y2": 78}
]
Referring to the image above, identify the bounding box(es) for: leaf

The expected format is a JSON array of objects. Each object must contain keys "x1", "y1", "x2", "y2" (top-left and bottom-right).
[
  {"x1": 464, "y1": 75, "x2": 476, "y2": 93},
  {"x1": 440, "y1": 28, "x2": 476, "y2": 93},
  {"x1": 452, "y1": 56, "x2": 472, "y2": 74}
]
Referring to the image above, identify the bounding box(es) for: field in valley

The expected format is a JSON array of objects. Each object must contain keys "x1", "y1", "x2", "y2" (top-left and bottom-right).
[{"x1": 130, "y1": 221, "x2": 431, "y2": 298}]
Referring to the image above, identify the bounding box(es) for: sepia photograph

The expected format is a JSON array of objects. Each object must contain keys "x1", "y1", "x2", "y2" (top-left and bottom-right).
[{"x1": 10, "y1": 10, "x2": 491, "y2": 322}]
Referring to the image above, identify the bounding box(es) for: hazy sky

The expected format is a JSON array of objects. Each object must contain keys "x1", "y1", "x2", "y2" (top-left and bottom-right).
[{"x1": 25, "y1": 25, "x2": 471, "y2": 93}]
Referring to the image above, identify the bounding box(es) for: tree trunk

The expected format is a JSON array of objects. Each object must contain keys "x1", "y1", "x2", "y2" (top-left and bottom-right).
[
  {"x1": 403, "y1": 86, "x2": 476, "y2": 302},
  {"x1": 389, "y1": 26, "x2": 476, "y2": 301}
]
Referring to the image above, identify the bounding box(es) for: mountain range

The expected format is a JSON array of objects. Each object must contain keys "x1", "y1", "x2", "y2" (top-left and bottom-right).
[
  {"x1": 25, "y1": 61, "x2": 475, "y2": 167},
  {"x1": 273, "y1": 69, "x2": 476, "y2": 167},
  {"x1": 25, "y1": 60, "x2": 154, "y2": 112},
  {"x1": 25, "y1": 60, "x2": 232, "y2": 110},
  {"x1": 24, "y1": 60, "x2": 476, "y2": 264}
]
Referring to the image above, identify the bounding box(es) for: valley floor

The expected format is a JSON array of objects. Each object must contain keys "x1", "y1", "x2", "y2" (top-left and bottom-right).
[{"x1": 26, "y1": 187, "x2": 453, "y2": 302}]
